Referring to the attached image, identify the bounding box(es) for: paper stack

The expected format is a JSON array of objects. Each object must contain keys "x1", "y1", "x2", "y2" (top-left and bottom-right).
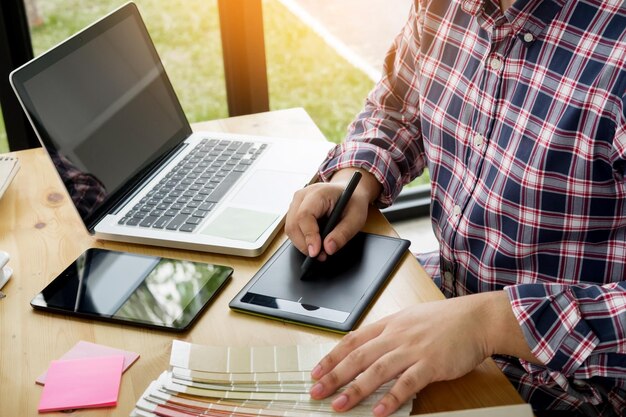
[
  {"x1": 0, "y1": 155, "x2": 19, "y2": 201},
  {"x1": 131, "y1": 340, "x2": 412, "y2": 417},
  {"x1": 38, "y1": 355, "x2": 124, "y2": 413}
]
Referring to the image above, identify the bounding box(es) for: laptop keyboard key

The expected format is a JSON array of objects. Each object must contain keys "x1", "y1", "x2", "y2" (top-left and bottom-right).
[
  {"x1": 206, "y1": 171, "x2": 243, "y2": 203},
  {"x1": 198, "y1": 202, "x2": 215, "y2": 211},
  {"x1": 180, "y1": 224, "x2": 197, "y2": 232},
  {"x1": 192, "y1": 209, "x2": 209, "y2": 218},
  {"x1": 165, "y1": 214, "x2": 188, "y2": 230},
  {"x1": 236, "y1": 142, "x2": 252, "y2": 154},
  {"x1": 126, "y1": 218, "x2": 141, "y2": 226},
  {"x1": 132, "y1": 211, "x2": 147, "y2": 219},
  {"x1": 152, "y1": 216, "x2": 171, "y2": 229},
  {"x1": 139, "y1": 216, "x2": 159, "y2": 227}
]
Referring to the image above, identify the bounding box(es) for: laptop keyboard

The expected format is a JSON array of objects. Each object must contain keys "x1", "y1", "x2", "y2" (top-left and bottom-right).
[{"x1": 118, "y1": 138, "x2": 267, "y2": 232}]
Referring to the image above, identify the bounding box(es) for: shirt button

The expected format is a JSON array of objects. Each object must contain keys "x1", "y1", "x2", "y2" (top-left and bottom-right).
[
  {"x1": 444, "y1": 271, "x2": 454, "y2": 281},
  {"x1": 453, "y1": 205, "x2": 462, "y2": 216},
  {"x1": 473, "y1": 133, "x2": 484, "y2": 147},
  {"x1": 523, "y1": 32, "x2": 534, "y2": 42},
  {"x1": 490, "y1": 57, "x2": 503, "y2": 70},
  {"x1": 572, "y1": 379, "x2": 586, "y2": 388}
]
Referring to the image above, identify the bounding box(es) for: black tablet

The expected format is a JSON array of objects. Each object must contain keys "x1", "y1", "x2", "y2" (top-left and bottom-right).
[
  {"x1": 31, "y1": 249, "x2": 232, "y2": 332},
  {"x1": 229, "y1": 232, "x2": 410, "y2": 333}
]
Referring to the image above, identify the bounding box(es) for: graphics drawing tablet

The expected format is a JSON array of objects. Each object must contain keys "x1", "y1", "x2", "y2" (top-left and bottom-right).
[{"x1": 229, "y1": 232, "x2": 410, "y2": 333}]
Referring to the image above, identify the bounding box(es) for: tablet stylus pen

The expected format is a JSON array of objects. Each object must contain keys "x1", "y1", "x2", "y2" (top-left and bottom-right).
[{"x1": 300, "y1": 171, "x2": 362, "y2": 279}]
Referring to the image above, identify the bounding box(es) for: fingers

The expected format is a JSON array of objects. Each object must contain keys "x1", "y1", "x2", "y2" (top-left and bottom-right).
[
  {"x1": 322, "y1": 198, "x2": 367, "y2": 255},
  {"x1": 317, "y1": 352, "x2": 429, "y2": 417},
  {"x1": 297, "y1": 189, "x2": 334, "y2": 257},
  {"x1": 327, "y1": 350, "x2": 400, "y2": 412},
  {"x1": 285, "y1": 183, "x2": 368, "y2": 257},
  {"x1": 286, "y1": 168, "x2": 381, "y2": 257},
  {"x1": 285, "y1": 186, "x2": 327, "y2": 256},
  {"x1": 338, "y1": 359, "x2": 426, "y2": 416},
  {"x1": 309, "y1": 311, "x2": 427, "y2": 416},
  {"x1": 372, "y1": 362, "x2": 429, "y2": 417},
  {"x1": 310, "y1": 322, "x2": 385, "y2": 396},
  {"x1": 285, "y1": 190, "x2": 305, "y2": 253},
  {"x1": 306, "y1": 297, "x2": 494, "y2": 416},
  {"x1": 312, "y1": 341, "x2": 428, "y2": 416}
]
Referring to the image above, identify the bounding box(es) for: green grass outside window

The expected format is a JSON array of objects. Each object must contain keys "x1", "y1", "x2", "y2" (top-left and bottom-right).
[{"x1": 1, "y1": 0, "x2": 428, "y2": 185}]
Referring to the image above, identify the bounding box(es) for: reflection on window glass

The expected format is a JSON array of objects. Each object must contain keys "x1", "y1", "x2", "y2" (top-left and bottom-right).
[
  {"x1": 263, "y1": 1, "x2": 375, "y2": 144},
  {"x1": 26, "y1": 1, "x2": 373, "y2": 145},
  {"x1": 20, "y1": 0, "x2": 428, "y2": 185},
  {"x1": 263, "y1": 0, "x2": 430, "y2": 186},
  {"x1": 30, "y1": 0, "x2": 226, "y2": 125}
]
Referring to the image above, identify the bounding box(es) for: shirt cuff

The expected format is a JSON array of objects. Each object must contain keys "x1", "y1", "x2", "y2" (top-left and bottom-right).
[
  {"x1": 318, "y1": 141, "x2": 403, "y2": 208},
  {"x1": 504, "y1": 283, "x2": 600, "y2": 377}
]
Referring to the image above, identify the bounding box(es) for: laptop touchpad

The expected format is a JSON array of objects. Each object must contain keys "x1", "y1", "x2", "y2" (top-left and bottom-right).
[
  {"x1": 199, "y1": 170, "x2": 307, "y2": 242},
  {"x1": 229, "y1": 169, "x2": 309, "y2": 211},
  {"x1": 200, "y1": 208, "x2": 279, "y2": 242}
]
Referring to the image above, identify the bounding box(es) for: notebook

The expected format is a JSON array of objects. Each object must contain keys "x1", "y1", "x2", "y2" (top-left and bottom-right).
[
  {"x1": 0, "y1": 156, "x2": 19, "y2": 201},
  {"x1": 9, "y1": 2, "x2": 333, "y2": 257}
]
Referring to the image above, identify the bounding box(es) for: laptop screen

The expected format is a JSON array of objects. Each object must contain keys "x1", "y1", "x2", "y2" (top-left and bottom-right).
[{"x1": 11, "y1": 3, "x2": 191, "y2": 227}]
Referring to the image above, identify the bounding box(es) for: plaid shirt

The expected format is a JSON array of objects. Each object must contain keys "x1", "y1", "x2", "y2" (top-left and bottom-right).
[{"x1": 318, "y1": 0, "x2": 626, "y2": 414}]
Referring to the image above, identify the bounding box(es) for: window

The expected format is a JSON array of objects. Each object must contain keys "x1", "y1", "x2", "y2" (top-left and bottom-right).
[{"x1": 1, "y1": 0, "x2": 429, "y2": 220}]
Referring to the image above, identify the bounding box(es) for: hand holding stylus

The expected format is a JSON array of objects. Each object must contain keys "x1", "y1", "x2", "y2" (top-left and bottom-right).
[
  {"x1": 284, "y1": 168, "x2": 383, "y2": 275},
  {"x1": 300, "y1": 171, "x2": 362, "y2": 279}
]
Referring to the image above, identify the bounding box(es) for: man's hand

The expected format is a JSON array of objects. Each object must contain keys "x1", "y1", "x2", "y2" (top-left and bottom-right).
[
  {"x1": 309, "y1": 291, "x2": 539, "y2": 417},
  {"x1": 285, "y1": 168, "x2": 381, "y2": 260}
]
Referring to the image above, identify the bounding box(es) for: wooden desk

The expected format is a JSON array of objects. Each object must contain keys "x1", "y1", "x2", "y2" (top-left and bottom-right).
[{"x1": 0, "y1": 108, "x2": 524, "y2": 416}]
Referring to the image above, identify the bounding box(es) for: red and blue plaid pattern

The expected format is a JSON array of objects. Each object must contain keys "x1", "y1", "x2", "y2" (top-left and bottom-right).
[{"x1": 319, "y1": 0, "x2": 626, "y2": 414}]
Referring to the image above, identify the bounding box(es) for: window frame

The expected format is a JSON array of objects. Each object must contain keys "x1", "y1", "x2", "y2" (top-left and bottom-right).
[{"x1": 0, "y1": 0, "x2": 270, "y2": 151}]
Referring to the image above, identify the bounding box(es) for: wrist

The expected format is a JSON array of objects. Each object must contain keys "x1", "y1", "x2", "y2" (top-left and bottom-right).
[
  {"x1": 473, "y1": 291, "x2": 540, "y2": 364},
  {"x1": 330, "y1": 168, "x2": 382, "y2": 204}
]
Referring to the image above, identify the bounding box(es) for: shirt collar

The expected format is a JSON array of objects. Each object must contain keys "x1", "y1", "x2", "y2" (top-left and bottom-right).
[
  {"x1": 510, "y1": 0, "x2": 568, "y2": 39},
  {"x1": 461, "y1": 0, "x2": 484, "y2": 16},
  {"x1": 462, "y1": 0, "x2": 568, "y2": 39}
]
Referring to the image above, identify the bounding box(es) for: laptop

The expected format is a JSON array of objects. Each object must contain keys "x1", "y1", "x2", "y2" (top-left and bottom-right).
[{"x1": 10, "y1": 2, "x2": 334, "y2": 257}]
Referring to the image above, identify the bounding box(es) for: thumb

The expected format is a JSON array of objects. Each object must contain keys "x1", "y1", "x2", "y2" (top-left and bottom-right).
[{"x1": 323, "y1": 200, "x2": 367, "y2": 255}]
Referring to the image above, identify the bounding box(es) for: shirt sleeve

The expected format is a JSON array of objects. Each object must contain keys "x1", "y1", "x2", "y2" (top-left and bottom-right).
[
  {"x1": 505, "y1": 282, "x2": 626, "y2": 380},
  {"x1": 318, "y1": 4, "x2": 427, "y2": 208},
  {"x1": 505, "y1": 100, "x2": 626, "y2": 381}
]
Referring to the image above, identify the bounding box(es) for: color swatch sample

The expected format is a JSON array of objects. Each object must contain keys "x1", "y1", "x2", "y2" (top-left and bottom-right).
[
  {"x1": 38, "y1": 355, "x2": 124, "y2": 413},
  {"x1": 131, "y1": 340, "x2": 412, "y2": 417}
]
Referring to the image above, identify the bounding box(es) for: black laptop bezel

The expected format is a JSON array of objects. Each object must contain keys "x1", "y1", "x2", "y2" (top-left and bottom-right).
[{"x1": 9, "y1": 2, "x2": 192, "y2": 233}]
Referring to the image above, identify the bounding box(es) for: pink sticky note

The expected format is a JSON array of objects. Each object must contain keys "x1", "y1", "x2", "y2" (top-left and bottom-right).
[
  {"x1": 36, "y1": 341, "x2": 139, "y2": 385},
  {"x1": 38, "y1": 355, "x2": 124, "y2": 413}
]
